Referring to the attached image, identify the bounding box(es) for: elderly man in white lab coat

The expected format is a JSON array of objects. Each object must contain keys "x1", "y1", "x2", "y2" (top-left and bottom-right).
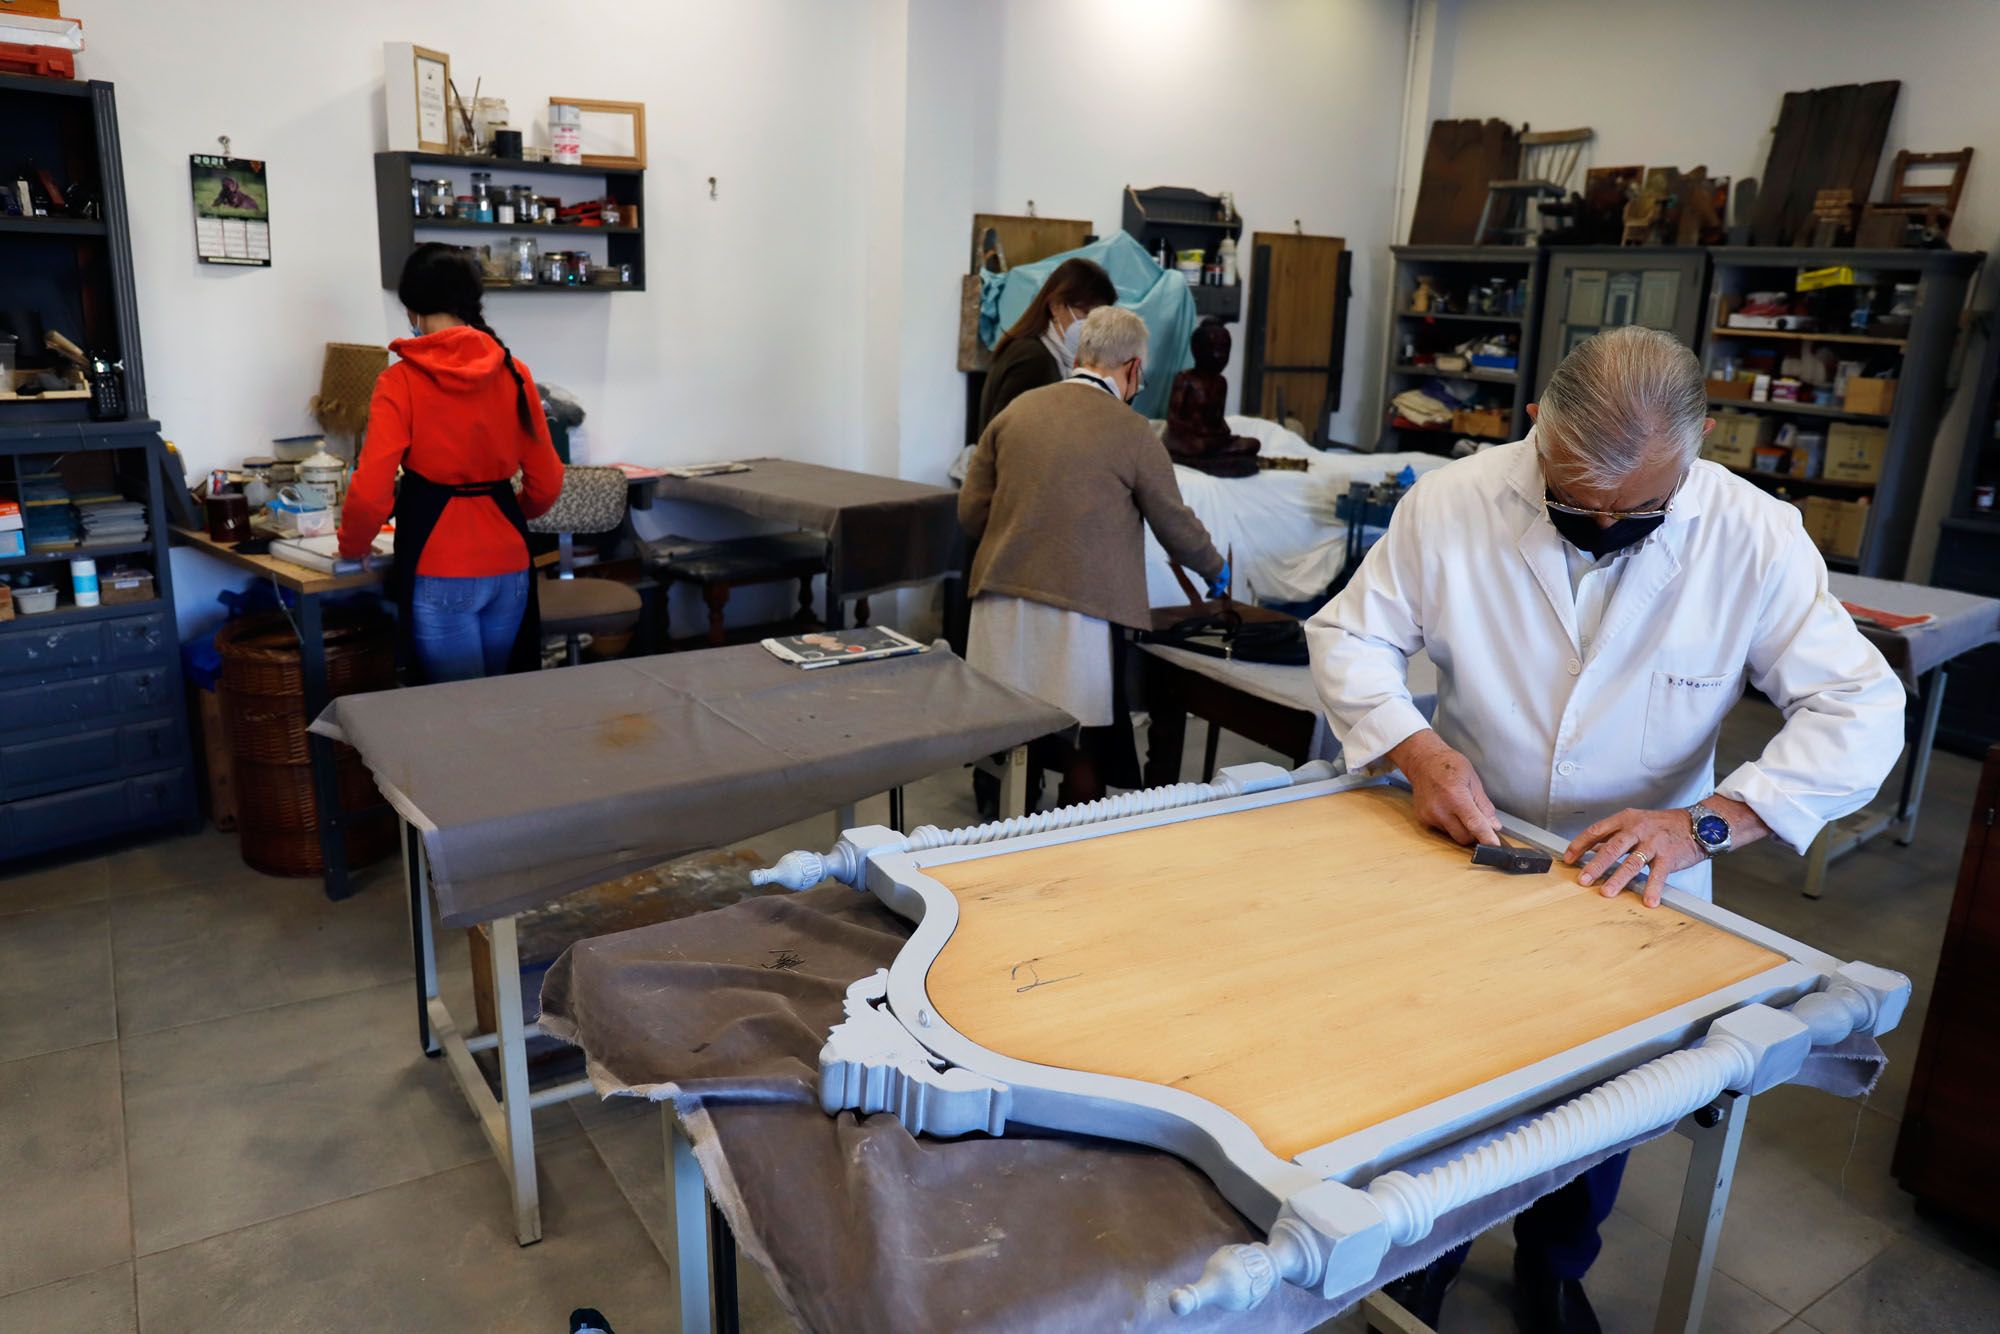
[{"x1": 1306, "y1": 326, "x2": 1903, "y2": 1333}]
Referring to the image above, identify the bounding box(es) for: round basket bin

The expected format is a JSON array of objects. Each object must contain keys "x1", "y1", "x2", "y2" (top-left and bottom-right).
[{"x1": 217, "y1": 610, "x2": 397, "y2": 876}]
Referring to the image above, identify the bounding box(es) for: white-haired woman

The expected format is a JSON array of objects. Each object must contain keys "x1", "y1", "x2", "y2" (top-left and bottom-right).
[{"x1": 959, "y1": 306, "x2": 1227, "y2": 804}]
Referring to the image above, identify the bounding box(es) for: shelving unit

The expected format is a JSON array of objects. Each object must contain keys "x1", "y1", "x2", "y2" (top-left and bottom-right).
[
  {"x1": 0, "y1": 73, "x2": 147, "y2": 423},
  {"x1": 1699, "y1": 247, "x2": 1982, "y2": 578},
  {"x1": 1121, "y1": 184, "x2": 1242, "y2": 322},
  {"x1": 0, "y1": 79, "x2": 192, "y2": 860},
  {"x1": 373, "y1": 151, "x2": 646, "y2": 292},
  {"x1": 1378, "y1": 245, "x2": 1543, "y2": 453}
]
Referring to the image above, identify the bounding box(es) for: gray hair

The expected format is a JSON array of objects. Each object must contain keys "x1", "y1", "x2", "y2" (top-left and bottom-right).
[
  {"x1": 1535, "y1": 326, "x2": 1706, "y2": 489},
  {"x1": 1076, "y1": 306, "x2": 1148, "y2": 372}
]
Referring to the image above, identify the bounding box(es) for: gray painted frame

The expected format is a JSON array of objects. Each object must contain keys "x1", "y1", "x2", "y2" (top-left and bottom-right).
[{"x1": 854, "y1": 773, "x2": 1866, "y2": 1226}]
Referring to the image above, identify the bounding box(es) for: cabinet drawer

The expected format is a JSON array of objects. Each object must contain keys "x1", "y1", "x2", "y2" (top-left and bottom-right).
[
  {"x1": 3, "y1": 778, "x2": 129, "y2": 854},
  {"x1": 0, "y1": 623, "x2": 104, "y2": 677},
  {"x1": 128, "y1": 768, "x2": 189, "y2": 824},
  {"x1": 106, "y1": 614, "x2": 170, "y2": 663},
  {"x1": 0, "y1": 674, "x2": 112, "y2": 733},
  {"x1": 120, "y1": 718, "x2": 178, "y2": 769},
  {"x1": 1, "y1": 727, "x2": 121, "y2": 792},
  {"x1": 114, "y1": 666, "x2": 172, "y2": 713}
]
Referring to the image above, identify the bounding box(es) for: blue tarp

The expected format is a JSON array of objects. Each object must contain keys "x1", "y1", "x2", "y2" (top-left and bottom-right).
[{"x1": 978, "y1": 232, "x2": 1196, "y2": 419}]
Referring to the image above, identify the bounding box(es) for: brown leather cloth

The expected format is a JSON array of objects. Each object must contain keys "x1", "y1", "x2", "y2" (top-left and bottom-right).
[
  {"x1": 310, "y1": 645, "x2": 1070, "y2": 927},
  {"x1": 653, "y1": 459, "x2": 962, "y2": 599},
  {"x1": 541, "y1": 886, "x2": 1887, "y2": 1333}
]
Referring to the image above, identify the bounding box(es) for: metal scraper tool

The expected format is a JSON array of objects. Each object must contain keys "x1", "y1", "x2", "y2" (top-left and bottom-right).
[{"x1": 1471, "y1": 830, "x2": 1553, "y2": 875}]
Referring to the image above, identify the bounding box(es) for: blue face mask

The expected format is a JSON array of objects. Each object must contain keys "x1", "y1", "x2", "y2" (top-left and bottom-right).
[{"x1": 1060, "y1": 311, "x2": 1085, "y2": 362}]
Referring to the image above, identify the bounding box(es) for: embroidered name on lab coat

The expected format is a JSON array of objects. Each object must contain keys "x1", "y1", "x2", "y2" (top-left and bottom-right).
[{"x1": 1661, "y1": 675, "x2": 1725, "y2": 689}]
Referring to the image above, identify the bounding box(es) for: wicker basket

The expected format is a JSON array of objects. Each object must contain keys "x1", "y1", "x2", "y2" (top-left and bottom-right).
[{"x1": 217, "y1": 610, "x2": 397, "y2": 876}]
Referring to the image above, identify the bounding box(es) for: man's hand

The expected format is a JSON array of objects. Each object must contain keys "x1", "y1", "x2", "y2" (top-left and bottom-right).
[
  {"x1": 1563, "y1": 810, "x2": 1703, "y2": 907},
  {"x1": 1387, "y1": 730, "x2": 1501, "y2": 847},
  {"x1": 1565, "y1": 795, "x2": 1768, "y2": 907}
]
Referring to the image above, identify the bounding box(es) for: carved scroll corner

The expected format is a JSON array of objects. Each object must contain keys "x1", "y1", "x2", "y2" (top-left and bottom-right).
[{"x1": 818, "y1": 970, "x2": 1012, "y2": 1138}]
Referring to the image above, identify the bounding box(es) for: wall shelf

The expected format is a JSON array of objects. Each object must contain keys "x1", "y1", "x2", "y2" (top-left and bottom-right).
[
  {"x1": 1396, "y1": 310, "x2": 1522, "y2": 325},
  {"x1": 0, "y1": 216, "x2": 108, "y2": 238},
  {"x1": 1706, "y1": 397, "x2": 1891, "y2": 424},
  {"x1": 1707, "y1": 326, "x2": 1907, "y2": 348},
  {"x1": 414, "y1": 218, "x2": 640, "y2": 237},
  {"x1": 375, "y1": 151, "x2": 645, "y2": 292},
  {"x1": 1393, "y1": 362, "x2": 1518, "y2": 385},
  {"x1": 1723, "y1": 466, "x2": 1875, "y2": 493}
]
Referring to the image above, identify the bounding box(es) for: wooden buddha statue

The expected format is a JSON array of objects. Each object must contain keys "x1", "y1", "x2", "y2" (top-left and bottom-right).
[{"x1": 1162, "y1": 318, "x2": 1261, "y2": 479}]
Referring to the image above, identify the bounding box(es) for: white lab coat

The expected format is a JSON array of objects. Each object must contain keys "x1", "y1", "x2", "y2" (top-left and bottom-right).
[{"x1": 1306, "y1": 438, "x2": 1905, "y2": 898}]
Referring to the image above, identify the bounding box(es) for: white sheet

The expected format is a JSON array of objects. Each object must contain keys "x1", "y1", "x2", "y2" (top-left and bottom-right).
[{"x1": 1144, "y1": 417, "x2": 1453, "y2": 607}]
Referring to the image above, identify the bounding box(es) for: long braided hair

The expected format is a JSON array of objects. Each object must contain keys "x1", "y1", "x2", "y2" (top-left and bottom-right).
[{"x1": 396, "y1": 242, "x2": 535, "y2": 430}]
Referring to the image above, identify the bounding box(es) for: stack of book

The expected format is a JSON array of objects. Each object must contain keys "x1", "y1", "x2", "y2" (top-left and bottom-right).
[
  {"x1": 19, "y1": 473, "x2": 77, "y2": 552},
  {"x1": 75, "y1": 494, "x2": 147, "y2": 549}
]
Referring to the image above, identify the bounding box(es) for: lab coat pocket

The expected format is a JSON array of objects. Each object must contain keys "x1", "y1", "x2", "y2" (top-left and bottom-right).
[{"x1": 1641, "y1": 671, "x2": 1735, "y2": 772}]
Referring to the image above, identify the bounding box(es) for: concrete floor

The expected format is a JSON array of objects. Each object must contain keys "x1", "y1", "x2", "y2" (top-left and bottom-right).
[{"x1": 1, "y1": 702, "x2": 1997, "y2": 1332}]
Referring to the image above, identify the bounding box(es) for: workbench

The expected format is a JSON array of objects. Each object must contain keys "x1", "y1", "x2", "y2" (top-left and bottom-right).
[
  {"x1": 1809, "y1": 573, "x2": 2000, "y2": 897},
  {"x1": 312, "y1": 643, "x2": 1068, "y2": 1245},
  {"x1": 1139, "y1": 642, "x2": 1436, "y2": 782},
  {"x1": 653, "y1": 459, "x2": 961, "y2": 628},
  {"x1": 539, "y1": 767, "x2": 1893, "y2": 1332},
  {"x1": 171, "y1": 525, "x2": 384, "y2": 898}
]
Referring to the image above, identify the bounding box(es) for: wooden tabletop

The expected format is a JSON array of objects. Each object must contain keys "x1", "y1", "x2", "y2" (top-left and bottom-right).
[
  {"x1": 924, "y1": 786, "x2": 1784, "y2": 1159},
  {"x1": 169, "y1": 526, "x2": 383, "y2": 596}
]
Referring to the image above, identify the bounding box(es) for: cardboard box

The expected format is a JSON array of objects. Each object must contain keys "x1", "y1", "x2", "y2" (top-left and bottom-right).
[
  {"x1": 0, "y1": 529, "x2": 22, "y2": 559},
  {"x1": 1825, "y1": 422, "x2": 1888, "y2": 484},
  {"x1": 0, "y1": 585, "x2": 11, "y2": 622},
  {"x1": 0, "y1": 499, "x2": 21, "y2": 532},
  {"x1": 1451, "y1": 406, "x2": 1509, "y2": 439},
  {"x1": 1707, "y1": 375, "x2": 1753, "y2": 402},
  {"x1": 99, "y1": 568, "x2": 155, "y2": 605},
  {"x1": 1844, "y1": 377, "x2": 1897, "y2": 415},
  {"x1": 1804, "y1": 495, "x2": 1870, "y2": 561},
  {"x1": 1702, "y1": 412, "x2": 1775, "y2": 469}
]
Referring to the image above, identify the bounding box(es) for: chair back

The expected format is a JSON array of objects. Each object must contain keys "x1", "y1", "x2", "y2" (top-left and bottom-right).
[{"x1": 528, "y1": 465, "x2": 627, "y2": 537}]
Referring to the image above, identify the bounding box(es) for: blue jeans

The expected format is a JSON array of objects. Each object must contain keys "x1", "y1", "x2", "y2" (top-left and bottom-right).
[{"x1": 410, "y1": 570, "x2": 529, "y2": 683}]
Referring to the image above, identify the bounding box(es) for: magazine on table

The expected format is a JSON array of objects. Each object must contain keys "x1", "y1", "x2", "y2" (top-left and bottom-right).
[{"x1": 761, "y1": 627, "x2": 929, "y2": 669}]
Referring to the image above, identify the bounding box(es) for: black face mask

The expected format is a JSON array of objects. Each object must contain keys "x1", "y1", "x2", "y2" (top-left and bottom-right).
[{"x1": 1545, "y1": 504, "x2": 1665, "y2": 557}]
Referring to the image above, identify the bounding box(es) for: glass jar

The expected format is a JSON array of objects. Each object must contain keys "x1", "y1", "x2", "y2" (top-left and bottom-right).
[
  {"x1": 455, "y1": 195, "x2": 476, "y2": 221},
  {"x1": 427, "y1": 178, "x2": 454, "y2": 218},
  {"x1": 409, "y1": 179, "x2": 425, "y2": 218},
  {"x1": 510, "y1": 236, "x2": 538, "y2": 286},
  {"x1": 569, "y1": 252, "x2": 591, "y2": 286},
  {"x1": 470, "y1": 171, "x2": 494, "y2": 223},
  {"x1": 540, "y1": 251, "x2": 567, "y2": 286},
  {"x1": 601, "y1": 201, "x2": 621, "y2": 227}
]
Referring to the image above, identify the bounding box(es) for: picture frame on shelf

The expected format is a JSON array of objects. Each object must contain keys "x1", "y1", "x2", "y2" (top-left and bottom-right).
[
  {"x1": 551, "y1": 98, "x2": 646, "y2": 169},
  {"x1": 385, "y1": 42, "x2": 452, "y2": 154}
]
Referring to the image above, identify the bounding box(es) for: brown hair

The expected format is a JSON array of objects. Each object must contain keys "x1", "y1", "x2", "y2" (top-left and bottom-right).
[{"x1": 995, "y1": 257, "x2": 1118, "y2": 352}]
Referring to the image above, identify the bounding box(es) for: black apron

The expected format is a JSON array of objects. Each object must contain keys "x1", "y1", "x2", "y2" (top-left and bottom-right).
[{"x1": 388, "y1": 466, "x2": 543, "y2": 683}]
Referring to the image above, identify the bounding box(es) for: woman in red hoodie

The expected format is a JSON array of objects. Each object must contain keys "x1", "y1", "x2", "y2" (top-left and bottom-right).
[{"x1": 339, "y1": 245, "x2": 565, "y2": 683}]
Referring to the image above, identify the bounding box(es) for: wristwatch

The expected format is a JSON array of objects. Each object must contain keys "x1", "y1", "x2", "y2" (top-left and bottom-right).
[{"x1": 1688, "y1": 802, "x2": 1733, "y2": 856}]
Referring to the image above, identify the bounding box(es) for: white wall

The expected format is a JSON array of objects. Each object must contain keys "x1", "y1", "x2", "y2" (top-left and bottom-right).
[
  {"x1": 890, "y1": 0, "x2": 1416, "y2": 480},
  {"x1": 1422, "y1": 0, "x2": 2000, "y2": 577}
]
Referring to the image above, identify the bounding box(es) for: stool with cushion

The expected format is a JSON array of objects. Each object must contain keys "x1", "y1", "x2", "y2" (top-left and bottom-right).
[{"x1": 527, "y1": 465, "x2": 642, "y2": 666}]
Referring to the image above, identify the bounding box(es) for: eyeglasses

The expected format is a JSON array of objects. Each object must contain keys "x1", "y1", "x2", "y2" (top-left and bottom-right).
[{"x1": 1544, "y1": 473, "x2": 1686, "y2": 522}]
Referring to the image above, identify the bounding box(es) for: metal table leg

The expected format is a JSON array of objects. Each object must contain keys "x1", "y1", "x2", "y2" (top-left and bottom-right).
[
  {"x1": 488, "y1": 915, "x2": 542, "y2": 1245},
  {"x1": 668, "y1": 1112, "x2": 743, "y2": 1334},
  {"x1": 403, "y1": 819, "x2": 438, "y2": 1057},
  {"x1": 1894, "y1": 665, "x2": 1947, "y2": 847},
  {"x1": 1001, "y1": 743, "x2": 1029, "y2": 819},
  {"x1": 888, "y1": 786, "x2": 905, "y2": 834},
  {"x1": 1801, "y1": 665, "x2": 1949, "y2": 897},
  {"x1": 295, "y1": 593, "x2": 352, "y2": 900},
  {"x1": 1654, "y1": 1094, "x2": 1748, "y2": 1334}
]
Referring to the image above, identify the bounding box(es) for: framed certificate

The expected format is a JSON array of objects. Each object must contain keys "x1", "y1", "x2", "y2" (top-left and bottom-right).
[
  {"x1": 551, "y1": 97, "x2": 646, "y2": 169},
  {"x1": 386, "y1": 43, "x2": 452, "y2": 154}
]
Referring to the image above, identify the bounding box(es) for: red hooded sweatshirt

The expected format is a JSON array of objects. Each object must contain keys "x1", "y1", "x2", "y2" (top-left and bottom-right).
[{"x1": 337, "y1": 326, "x2": 564, "y2": 576}]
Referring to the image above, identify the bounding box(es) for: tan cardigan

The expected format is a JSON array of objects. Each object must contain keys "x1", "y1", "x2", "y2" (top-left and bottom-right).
[{"x1": 960, "y1": 378, "x2": 1223, "y2": 629}]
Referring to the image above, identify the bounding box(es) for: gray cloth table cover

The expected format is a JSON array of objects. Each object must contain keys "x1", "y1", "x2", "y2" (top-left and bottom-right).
[
  {"x1": 311, "y1": 646, "x2": 1069, "y2": 927},
  {"x1": 540, "y1": 886, "x2": 1882, "y2": 1334},
  {"x1": 1826, "y1": 573, "x2": 2000, "y2": 686},
  {"x1": 655, "y1": 458, "x2": 963, "y2": 599}
]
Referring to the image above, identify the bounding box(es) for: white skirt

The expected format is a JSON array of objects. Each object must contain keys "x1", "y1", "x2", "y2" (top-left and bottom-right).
[{"x1": 966, "y1": 594, "x2": 1114, "y2": 728}]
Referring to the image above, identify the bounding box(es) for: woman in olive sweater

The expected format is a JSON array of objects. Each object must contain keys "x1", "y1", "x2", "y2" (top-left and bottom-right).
[{"x1": 974, "y1": 257, "x2": 1118, "y2": 435}]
